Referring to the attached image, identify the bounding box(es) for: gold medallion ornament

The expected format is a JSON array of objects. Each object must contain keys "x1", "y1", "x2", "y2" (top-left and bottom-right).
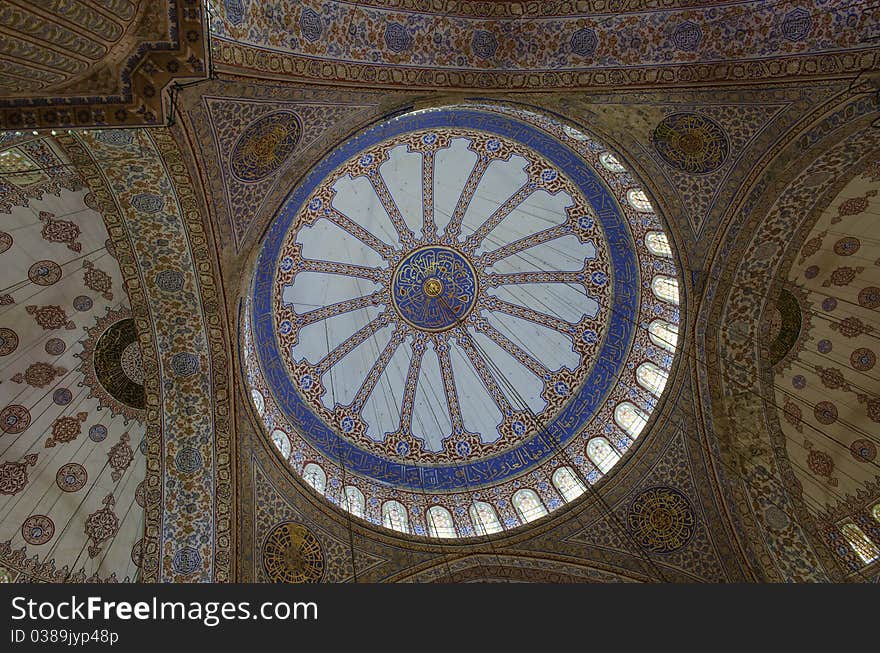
[
  {"x1": 627, "y1": 486, "x2": 695, "y2": 553},
  {"x1": 262, "y1": 522, "x2": 324, "y2": 583}
]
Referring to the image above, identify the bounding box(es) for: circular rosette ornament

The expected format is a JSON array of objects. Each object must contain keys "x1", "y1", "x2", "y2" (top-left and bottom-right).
[{"x1": 75, "y1": 307, "x2": 145, "y2": 424}]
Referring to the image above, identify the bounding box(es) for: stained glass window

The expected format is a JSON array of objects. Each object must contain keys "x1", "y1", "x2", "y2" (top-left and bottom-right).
[
  {"x1": 251, "y1": 389, "x2": 265, "y2": 415},
  {"x1": 614, "y1": 402, "x2": 649, "y2": 439},
  {"x1": 382, "y1": 500, "x2": 409, "y2": 533},
  {"x1": 271, "y1": 429, "x2": 291, "y2": 458},
  {"x1": 470, "y1": 501, "x2": 504, "y2": 536},
  {"x1": 637, "y1": 361, "x2": 669, "y2": 397},
  {"x1": 344, "y1": 486, "x2": 365, "y2": 518},
  {"x1": 512, "y1": 489, "x2": 548, "y2": 523},
  {"x1": 0, "y1": 147, "x2": 46, "y2": 187},
  {"x1": 841, "y1": 522, "x2": 880, "y2": 565},
  {"x1": 599, "y1": 152, "x2": 626, "y2": 173},
  {"x1": 627, "y1": 189, "x2": 654, "y2": 212},
  {"x1": 652, "y1": 275, "x2": 680, "y2": 305},
  {"x1": 552, "y1": 466, "x2": 587, "y2": 502},
  {"x1": 645, "y1": 231, "x2": 672, "y2": 257},
  {"x1": 649, "y1": 320, "x2": 678, "y2": 353},
  {"x1": 302, "y1": 463, "x2": 326, "y2": 494},
  {"x1": 426, "y1": 506, "x2": 457, "y2": 538},
  {"x1": 586, "y1": 437, "x2": 621, "y2": 473}
]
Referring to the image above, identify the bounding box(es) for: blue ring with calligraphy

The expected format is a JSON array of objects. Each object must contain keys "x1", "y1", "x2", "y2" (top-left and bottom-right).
[{"x1": 251, "y1": 107, "x2": 640, "y2": 492}]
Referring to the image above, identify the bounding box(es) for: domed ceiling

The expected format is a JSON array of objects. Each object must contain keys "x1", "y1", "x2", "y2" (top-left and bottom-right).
[
  {"x1": 0, "y1": 135, "x2": 146, "y2": 581},
  {"x1": 244, "y1": 102, "x2": 682, "y2": 538}
]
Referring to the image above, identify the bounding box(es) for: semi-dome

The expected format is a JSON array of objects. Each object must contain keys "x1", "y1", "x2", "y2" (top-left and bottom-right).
[{"x1": 243, "y1": 101, "x2": 682, "y2": 539}]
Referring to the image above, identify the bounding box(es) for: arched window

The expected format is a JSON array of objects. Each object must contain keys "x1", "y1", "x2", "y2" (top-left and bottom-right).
[
  {"x1": 645, "y1": 231, "x2": 672, "y2": 257},
  {"x1": 552, "y1": 466, "x2": 587, "y2": 502},
  {"x1": 470, "y1": 502, "x2": 503, "y2": 536},
  {"x1": 652, "y1": 275, "x2": 680, "y2": 305},
  {"x1": 343, "y1": 486, "x2": 365, "y2": 519},
  {"x1": 302, "y1": 463, "x2": 326, "y2": 494},
  {"x1": 649, "y1": 320, "x2": 679, "y2": 353},
  {"x1": 251, "y1": 389, "x2": 265, "y2": 415},
  {"x1": 512, "y1": 489, "x2": 548, "y2": 523},
  {"x1": 636, "y1": 361, "x2": 669, "y2": 397},
  {"x1": 382, "y1": 500, "x2": 409, "y2": 533},
  {"x1": 872, "y1": 503, "x2": 880, "y2": 525},
  {"x1": 599, "y1": 152, "x2": 626, "y2": 173},
  {"x1": 586, "y1": 437, "x2": 621, "y2": 473},
  {"x1": 426, "y1": 506, "x2": 457, "y2": 538},
  {"x1": 841, "y1": 522, "x2": 880, "y2": 565},
  {"x1": 271, "y1": 429, "x2": 291, "y2": 458},
  {"x1": 614, "y1": 402, "x2": 649, "y2": 439},
  {"x1": 627, "y1": 189, "x2": 654, "y2": 212}
]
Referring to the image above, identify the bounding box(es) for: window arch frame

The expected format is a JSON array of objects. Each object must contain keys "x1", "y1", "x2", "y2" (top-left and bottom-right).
[
  {"x1": 552, "y1": 466, "x2": 587, "y2": 502},
  {"x1": 302, "y1": 462, "x2": 327, "y2": 494},
  {"x1": 382, "y1": 500, "x2": 409, "y2": 534},
  {"x1": 512, "y1": 488, "x2": 548, "y2": 524},
  {"x1": 586, "y1": 436, "x2": 622, "y2": 474},
  {"x1": 469, "y1": 501, "x2": 503, "y2": 536}
]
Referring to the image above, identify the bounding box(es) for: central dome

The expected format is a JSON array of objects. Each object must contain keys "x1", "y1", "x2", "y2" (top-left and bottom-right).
[{"x1": 244, "y1": 102, "x2": 681, "y2": 539}]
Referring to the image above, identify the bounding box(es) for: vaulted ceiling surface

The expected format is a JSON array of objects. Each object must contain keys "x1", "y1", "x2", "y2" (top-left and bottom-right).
[
  {"x1": 210, "y1": 0, "x2": 879, "y2": 89},
  {"x1": 0, "y1": 0, "x2": 210, "y2": 129}
]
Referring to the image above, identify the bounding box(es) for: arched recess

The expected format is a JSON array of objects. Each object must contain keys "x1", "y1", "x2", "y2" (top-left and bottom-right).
[{"x1": 701, "y1": 99, "x2": 880, "y2": 582}]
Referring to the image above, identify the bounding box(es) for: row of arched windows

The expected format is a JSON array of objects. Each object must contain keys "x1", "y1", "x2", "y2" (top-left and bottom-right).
[{"x1": 296, "y1": 462, "x2": 606, "y2": 537}]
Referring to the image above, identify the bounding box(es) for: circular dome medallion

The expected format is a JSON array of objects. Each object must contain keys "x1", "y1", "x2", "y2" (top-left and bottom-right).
[
  {"x1": 391, "y1": 246, "x2": 478, "y2": 331},
  {"x1": 246, "y1": 103, "x2": 682, "y2": 538},
  {"x1": 231, "y1": 111, "x2": 302, "y2": 182},
  {"x1": 652, "y1": 112, "x2": 729, "y2": 174}
]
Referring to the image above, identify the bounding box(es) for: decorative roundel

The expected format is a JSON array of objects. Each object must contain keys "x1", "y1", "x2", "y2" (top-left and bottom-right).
[
  {"x1": 89, "y1": 424, "x2": 108, "y2": 442},
  {"x1": 627, "y1": 486, "x2": 695, "y2": 553},
  {"x1": 21, "y1": 514, "x2": 54, "y2": 545},
  {"x1": 76, "y1": 309, "x2": 145, "y2": 422},
  {"x1": 858, "y1": 286, "x2": 880, "y2": 309},
  {"x1": 391, "y1": 246, "x2": 478, "y2": 331},
  {"x1": 56, "y1": 463, "x2": 87, "y2": 492},
  {"x1": 814, "y1": 401, "x2": 838, "y2": 425},
  {"x1": 262, "y1": 522, "x2": 324, "y2": 583},
  {"x1": 73, "y1": 295, "x2": 93, "y2": 312},
  {"x1": 28, "y1": 260, "x2": 61, "y2": 286},
  {"x1": 0, "y1": 328, "x2": 18, "y2": 356},
  {"x1": 135, "y1": 480, "x2": 146, "y2": 507},
  {"x1": 850, "y1": 438, "x2": 876, "y2": 463},
  {"x1": 850, "y1": 347, "x2": 876, "y2": 371},
  {"x1": 52, "y1": 388, "x2": 72, "y2": 405},
  {"x1": 833, "y1": 236, "x2": 860, "y2": 256},
  {"x1": 245, "y1": 103, "x2": 682, "y2": 538},
  {"x1": 230, "y1": 111, "x2": 302, "y2": 182},
  {"x1": 131, "y1": 539, "x2": 143, "y2": 567},
  {"x1": 0, "y1": 404, "x2": 30, "y2": 434},
  {"x1": 0, "y1": 231, "x2": 12, "y2": 253},
  {"x1": 45, "y1": 338, "x2": 66, "y2": 356},
  {"x1": 652, "y1": 113, "x2": 730, "y2": 174}
]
